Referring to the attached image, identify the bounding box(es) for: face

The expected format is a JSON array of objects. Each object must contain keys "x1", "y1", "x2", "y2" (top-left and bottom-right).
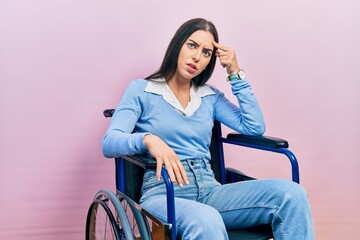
[{"x1": 175, "y1": 30, "x2": 214, "y2": 81}]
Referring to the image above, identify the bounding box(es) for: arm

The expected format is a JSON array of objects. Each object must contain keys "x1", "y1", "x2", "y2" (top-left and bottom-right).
[
  {"x1": 102, "y1": 81, "x2": 149, "y2": 158},
  {"x1": 212, "y1": 41, "x2": 265, "y2": 135},
  {"x1": 102, "y1": 80, "x2": 189, "y2": 187}
]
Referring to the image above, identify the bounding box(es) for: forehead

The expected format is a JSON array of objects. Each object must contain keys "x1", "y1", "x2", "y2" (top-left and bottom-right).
[{"x1": 187, "y1": 30, "x2": 214, "y2": 48}]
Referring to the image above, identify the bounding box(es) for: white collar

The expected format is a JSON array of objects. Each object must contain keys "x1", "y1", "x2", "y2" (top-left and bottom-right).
[{"x1": 145, "y1": 78, "x2": 215, "y2": 116}]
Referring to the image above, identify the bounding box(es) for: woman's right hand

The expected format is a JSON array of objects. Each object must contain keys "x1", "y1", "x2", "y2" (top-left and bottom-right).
[{"x1": 143, "y1": 134, "x2": 189, "y2": 187}]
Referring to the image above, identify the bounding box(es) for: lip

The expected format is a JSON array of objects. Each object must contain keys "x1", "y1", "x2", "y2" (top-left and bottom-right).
[{"x1": 187, "y1": 63, "x2": 198, "y2": 71}]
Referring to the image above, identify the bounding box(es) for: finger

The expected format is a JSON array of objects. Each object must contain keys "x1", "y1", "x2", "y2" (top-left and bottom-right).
[
  {"x1": 217, "y1": 51, "x2": 227, "y2": 57},
  {"x1": 213, "y1": 41, "x2": 230, "y2": 52},
  {"x1": 170, "y1": 160, "x2": 184, "y2": 187},
  {"x1": 177, "y1": 161, "x2": 189, "y2": 185},
  {"x1": 212, "y1": 40, "x2": 223, "y2": 50},
  {"x1": 216, "y1": 52, "x2": 226, "y2": 61},
  {"x1": 218, "y1": 56, "x2": 230, "y2": 68},
  {"x1": 164, "y1": 161, "x2": 176, "y2": 183},
  {"x1": 156, "y1": 160, "x2": 162, "y2": 181}
]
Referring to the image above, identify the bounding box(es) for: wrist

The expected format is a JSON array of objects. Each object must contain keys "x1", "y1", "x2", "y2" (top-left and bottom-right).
[
  {"x1": 229, "y1": 68, "x2": 240, "y2": 75},
  {"x1": 227, "y1": 69, "x2": 246, "y2": 81},
  {"x1": 143, "y1": 133, "x2": 153, "y2": 148}
]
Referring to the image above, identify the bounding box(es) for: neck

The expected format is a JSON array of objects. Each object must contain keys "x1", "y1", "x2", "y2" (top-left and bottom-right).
[
  {"x1": 168, "y1": 80, "x2": 190, "y2": 93},
  {"x1": 167, "y1": 75, "x2": 191, "y2": 94},
  {"x1": 167, "y1": 76, "x2": 192, "y2": 109}
]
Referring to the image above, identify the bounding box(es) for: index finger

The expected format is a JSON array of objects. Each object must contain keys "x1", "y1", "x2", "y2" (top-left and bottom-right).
[{"x1": 212, "y1": 41, "x2": 229, "y2": 51}]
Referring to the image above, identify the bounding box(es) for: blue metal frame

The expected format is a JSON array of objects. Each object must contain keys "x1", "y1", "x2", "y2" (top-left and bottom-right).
[
  {"x1": 220, "y1": 137, "x2": 300, "y2": 184},
  {"x1": 114, "y1": 132, "x2": 299, "y2": 240},
  {"x1": 161, "y1": 167, "x2": 176, "y2": 240},
  {"x1": 214, "y1": 121, "x2": 227, "y2": 184},
  {"x1": 105, "y1": 109, "x2": 301, "y2": 239},
  {"x1": 115, "y1": 157, "x2": 125, "y2": 193}
]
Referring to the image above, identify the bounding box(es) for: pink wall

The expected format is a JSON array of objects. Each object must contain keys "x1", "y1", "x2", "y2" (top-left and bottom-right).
[{"x1": 1, "y1": 0, "x2": 359, "y2": 239}]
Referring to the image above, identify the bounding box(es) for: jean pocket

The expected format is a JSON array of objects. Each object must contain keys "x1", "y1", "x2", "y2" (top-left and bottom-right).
[{"x1": 142, "y1": 170, "x2": 164, "y2": 192}]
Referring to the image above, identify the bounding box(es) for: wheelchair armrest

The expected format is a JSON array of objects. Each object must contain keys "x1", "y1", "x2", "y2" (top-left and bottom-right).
[
  {"x1": 120, "y1": 155, "x2": 156, "y2": 169},
  {"x1": 226, "y1": 133, "x2": 289, "y2": 149},
  {"x1": 226, "y1": 133, "x2": 300, "y2": 183}
]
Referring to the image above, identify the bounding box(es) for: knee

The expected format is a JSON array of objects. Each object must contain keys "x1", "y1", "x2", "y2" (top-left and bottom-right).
[
  {"x1": 272, "y1": 180, "x2": 314, "y2": 236},
  {"x1": 285, "y1": 180, "x2": 308, "y2": 201},
  {"x1": 275, "y1": 179, "x2": 310, "y2": 208},
  {"x1": 180, "y1": 205, "x2": 227, "y2": 240}
]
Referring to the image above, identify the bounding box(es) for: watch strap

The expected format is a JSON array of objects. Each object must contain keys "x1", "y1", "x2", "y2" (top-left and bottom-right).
[{"x1": 227, "y1": 70, "x2": 246, "y2": 81}]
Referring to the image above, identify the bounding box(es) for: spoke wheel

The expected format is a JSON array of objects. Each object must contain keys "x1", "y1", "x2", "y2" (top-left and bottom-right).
[
  {"x1": 86, "y1": 190, "x2": 134, "y2": 240},
  {"x1": 118, "y1": 192, "x2": 151, "y2": 240},
  {"x1": 86, "y1": 199, "x2": 120, "y2": 240}
]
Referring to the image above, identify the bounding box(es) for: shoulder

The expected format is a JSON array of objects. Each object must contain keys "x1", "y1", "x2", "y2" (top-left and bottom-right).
[
  {"x1": 200, "y1": 83, "x2": 222, "y2": 96},
  {"x1": 127, "y1": 79, "x2": 149, "y2": 90},
  {"x1": 119, "y1": 79, "x2": 150, "y2": 101},
  {"x1": 123, "y1": 79, "x2": 150, "y2": 95},
  {"x1": 198, "y1": 84, "x2": 226, "y2": 105}
]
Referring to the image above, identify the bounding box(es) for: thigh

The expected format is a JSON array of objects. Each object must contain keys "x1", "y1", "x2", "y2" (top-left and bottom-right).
[
  {"x1": 203, "y1": 179, "x2": 302, "y2": 230},
  {"x1": 141, "y1": 195, "x2": 227, "y2": 240}
]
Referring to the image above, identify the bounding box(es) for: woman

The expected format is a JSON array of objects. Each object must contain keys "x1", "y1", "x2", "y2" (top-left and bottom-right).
[{"x1": 102, "y1": 18, "x2": 314, "y2": 240}]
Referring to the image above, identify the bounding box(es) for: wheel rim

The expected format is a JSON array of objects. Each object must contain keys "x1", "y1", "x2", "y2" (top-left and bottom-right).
[
  {"x1": 118, "y1": 192, "x2": 151, "y2": 240},
  {"x1": 87, "y1": 199, "x2": 120, "y2": 240},
  {"x1": 92, "y1": 190, "x2": 134, "y2": 240}
]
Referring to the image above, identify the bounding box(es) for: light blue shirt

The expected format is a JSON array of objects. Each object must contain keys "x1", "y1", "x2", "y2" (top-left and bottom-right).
[{"x1": 102, "y1": 78, "x2": 265, "y2": 160}]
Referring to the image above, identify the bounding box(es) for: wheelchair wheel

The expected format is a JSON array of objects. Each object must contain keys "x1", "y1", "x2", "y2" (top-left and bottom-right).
[
  {"x1": 86, "y1": 199, "x2": 121, "y2": 240},
  {"x1": 86, "y1": 189, "x2": 134, "y2": 240},
  {"x1": 117, "y1": 192, "x2": 151, "y2": 240}
]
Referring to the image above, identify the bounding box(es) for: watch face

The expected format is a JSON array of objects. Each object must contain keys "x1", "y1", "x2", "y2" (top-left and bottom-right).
[{"x1": 239, "y1": 70, "x2": 246, "y2": 80}]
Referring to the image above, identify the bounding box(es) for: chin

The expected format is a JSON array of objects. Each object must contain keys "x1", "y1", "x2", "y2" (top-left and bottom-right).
[{"x1": 179, "y1": 72, "x2": 195, "y2": 81}]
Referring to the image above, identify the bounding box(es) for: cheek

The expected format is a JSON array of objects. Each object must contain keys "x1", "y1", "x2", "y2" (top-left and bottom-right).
[
  {"x1": 179, "y1": 45, "x2": 190, "y2": 58},
  {"x1": 201, "y1": 59, "x2": 211, "y2": 69}
]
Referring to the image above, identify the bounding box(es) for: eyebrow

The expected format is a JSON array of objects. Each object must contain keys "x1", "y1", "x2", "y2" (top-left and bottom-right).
[{"x1": 188, "y1": 39, "x2": 214, "y2": 53}]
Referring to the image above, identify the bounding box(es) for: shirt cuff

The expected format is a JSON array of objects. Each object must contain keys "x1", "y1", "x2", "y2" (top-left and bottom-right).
[{"x1": 139, "y1": 132, "x2": 151, "y2": 152}]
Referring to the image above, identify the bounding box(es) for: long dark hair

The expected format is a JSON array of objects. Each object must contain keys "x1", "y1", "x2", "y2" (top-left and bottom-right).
[{"x1": 146, "y1": 18, "x2": 219, "y2": 87}]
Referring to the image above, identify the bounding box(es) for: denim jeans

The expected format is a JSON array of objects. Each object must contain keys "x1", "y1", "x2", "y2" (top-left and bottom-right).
[{"x1": 140, "y1": 158, "x2": 314, "y2": 240}]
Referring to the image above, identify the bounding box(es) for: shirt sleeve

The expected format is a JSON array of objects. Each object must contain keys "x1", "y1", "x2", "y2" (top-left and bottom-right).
[
  {"x1": 213, "y1": 79, "x2": 266, "y2": 135},
  {"x1": 102, "y1": 80, "x2": 149, "y2": 158}
]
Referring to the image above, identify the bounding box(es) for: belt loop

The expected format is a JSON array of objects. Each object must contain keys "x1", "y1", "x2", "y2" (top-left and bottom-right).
[
  {"x1": 201, "y1": 158, "x2": 208, "y2": 167},
  {"x1": 185, "y1": 159, "x2": 192, "y2": 167},
  {"x1": 186, "y1": 159, "x2": 196, "y2": 172}
]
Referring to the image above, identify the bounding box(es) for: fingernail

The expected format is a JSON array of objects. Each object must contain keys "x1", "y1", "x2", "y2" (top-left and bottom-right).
[
  {"x1": 185, "y1": 180, "x2": 189, "y2": 184},
  {"x1": 179, "y1": 183, "x2": 183, "y2": 188}
]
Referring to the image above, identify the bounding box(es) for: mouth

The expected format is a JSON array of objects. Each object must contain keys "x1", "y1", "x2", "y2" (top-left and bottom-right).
[{"x1": 187, "y1": 63, "x2": 198, "y2": 71}]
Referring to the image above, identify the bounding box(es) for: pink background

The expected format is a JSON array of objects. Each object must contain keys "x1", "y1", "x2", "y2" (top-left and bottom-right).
[{"x1": 1, "y1": 0, "x2": 359, "y2": 239}]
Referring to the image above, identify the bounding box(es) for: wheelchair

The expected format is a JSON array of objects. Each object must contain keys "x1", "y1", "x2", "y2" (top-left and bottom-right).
[{"x1": 85, "y1": 109, "x2": 300, "y2": 240}]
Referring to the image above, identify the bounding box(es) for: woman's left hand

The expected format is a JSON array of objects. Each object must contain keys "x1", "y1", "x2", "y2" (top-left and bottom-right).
[{"x1": 213, "y1": 41, "x2": 240, "y2": 75}]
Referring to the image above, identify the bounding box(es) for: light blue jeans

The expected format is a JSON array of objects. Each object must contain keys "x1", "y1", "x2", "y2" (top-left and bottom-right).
[{"x1": 140, "y1": 158, "x2": 314, "y2": 240}]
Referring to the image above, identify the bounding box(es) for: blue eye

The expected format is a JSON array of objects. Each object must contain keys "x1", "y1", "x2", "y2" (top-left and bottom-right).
[
  {"x1": 203, "y1": 50, "x2": 211, "y2": 57},
  {"x1": 187, "y1": 43, "x2": 196, "y2": 49}
]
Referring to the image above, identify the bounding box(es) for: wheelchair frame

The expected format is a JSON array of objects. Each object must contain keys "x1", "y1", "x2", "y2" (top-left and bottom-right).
[{"x1": 86, "y1": 109, "x2": 300, "y2": 240}]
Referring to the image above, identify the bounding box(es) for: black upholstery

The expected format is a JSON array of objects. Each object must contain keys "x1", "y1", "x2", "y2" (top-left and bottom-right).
[{"x1": 227, "y1": 133, "x2": 289, "y2": 148}]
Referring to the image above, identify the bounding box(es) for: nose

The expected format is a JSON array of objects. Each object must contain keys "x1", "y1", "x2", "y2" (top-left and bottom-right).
[{"x1": 192, "y1": 50, "x2": 201, "y2": 62}]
